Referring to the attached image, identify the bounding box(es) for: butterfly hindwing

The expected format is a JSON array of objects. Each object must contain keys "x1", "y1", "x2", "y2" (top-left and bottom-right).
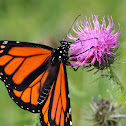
[
  {"x1": 40, "y1": 63, "x2": 72, "y2": 126},
  {"x1": 0, "y1": 40, "x2": 53, "y2": 91},
  {"x1": 5, "y1": 68, "x2": 50, "y2": 113}
]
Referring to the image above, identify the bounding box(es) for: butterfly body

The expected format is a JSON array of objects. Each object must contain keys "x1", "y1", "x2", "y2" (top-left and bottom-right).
[
  {"x1": 51, "y1": 42, "x2": 70, "y2": 65},
  {"x1": 0, "y1": 40, "x2": 72, "y2": 126},
  {"x1": 38, "y1": 42, "x2": 70, "y2": 105}
]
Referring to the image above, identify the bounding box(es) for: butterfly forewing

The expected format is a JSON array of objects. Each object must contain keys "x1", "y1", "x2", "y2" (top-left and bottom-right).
[{"x1": 0, "y1": 41, "x2": 53, "y2": 91}]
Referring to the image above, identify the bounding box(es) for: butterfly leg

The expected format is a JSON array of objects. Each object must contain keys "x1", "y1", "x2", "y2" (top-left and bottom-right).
[
  {"x1": 60, "y1": 39, "x2": 79, "y2": 45},
  {"x1": 72, "y1": 66, "x2": 79, "y2": 71},
  {"x1": 67, "y1": 62, "x2": 79, "y2": 71},
  {"x1": 60, "y1": 40, "x2": 72, "y2": 45}
]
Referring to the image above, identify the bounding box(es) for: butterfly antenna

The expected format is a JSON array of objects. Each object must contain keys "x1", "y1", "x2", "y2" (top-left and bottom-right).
[
  {"x1": 64, "y1": 14, "x2": 81, "y2": 40},
  {"x1": 70, "y1": 46, "x2": 94, "y2": 57},
  {"x1": 79, "y1": 37, "x2": 98, "y2": 51}
]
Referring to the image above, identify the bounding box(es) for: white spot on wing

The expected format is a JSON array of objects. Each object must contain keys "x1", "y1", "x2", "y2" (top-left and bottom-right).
[
  {"x1": 69, "y1": 108, "x2": 71, "y2": 114},
  {"x1": 3, "y1": 41, "x2": 8, "y2": 44},
  {"x1": 68, "y1": 94, "x2": 70, "y2": 98},
  {"x1": 16, "y1": 41, "x2": 20, "y2": 43},
  {"x1": 70, "y1": 121, "x2": 72, "y2": 126}
]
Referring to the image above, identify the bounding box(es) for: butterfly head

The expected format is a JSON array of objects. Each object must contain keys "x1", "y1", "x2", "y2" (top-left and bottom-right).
[{"x1": 51, "y1": 42, "x2": 70, "y2": 65}]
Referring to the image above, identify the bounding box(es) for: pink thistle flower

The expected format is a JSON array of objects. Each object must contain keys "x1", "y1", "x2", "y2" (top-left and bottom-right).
[{"x1": 67, "y1": 15, "x2": 122, "y2": 70}]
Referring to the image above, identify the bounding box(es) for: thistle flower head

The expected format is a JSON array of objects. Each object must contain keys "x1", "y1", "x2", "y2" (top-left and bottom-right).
[
  {"x1": 67, "y1": 15, "x2": 122, "y2": 70},
  {"x1": 90, "y1": 97, "x2": 126, "y2": 126}
]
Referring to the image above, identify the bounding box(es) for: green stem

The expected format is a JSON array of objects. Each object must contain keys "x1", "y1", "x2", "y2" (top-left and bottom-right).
[{"x1": 109, "y1": 66, "x2": 126, "y2": 94}]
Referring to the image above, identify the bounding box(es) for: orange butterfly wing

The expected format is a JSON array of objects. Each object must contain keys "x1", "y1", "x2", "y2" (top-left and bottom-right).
[
  {"x1": 0, "y1": 41, "x2": 73, "y2": 125},
  {"x1": 0, "y1": 41, "x2": 52, "y2": 91},
  {"x1": 0, "y1": 41, "x2": 53, "y2": 112},
  {"x1": 40, "y1": 63, "x2": 72, "y2": 126},
  {"x1": 6, "y1": 69, "x2": 49, "y2": 113}
]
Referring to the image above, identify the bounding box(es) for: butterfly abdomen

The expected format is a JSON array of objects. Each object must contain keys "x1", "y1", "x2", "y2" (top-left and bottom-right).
[{"x1": 37, "y1": 60, "x2": 60, "y2": 104}]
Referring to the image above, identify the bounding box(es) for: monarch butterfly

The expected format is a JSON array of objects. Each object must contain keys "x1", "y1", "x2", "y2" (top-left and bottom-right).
[{"x1": 0, "y1": 40, "x2": 73, "y2": 126}]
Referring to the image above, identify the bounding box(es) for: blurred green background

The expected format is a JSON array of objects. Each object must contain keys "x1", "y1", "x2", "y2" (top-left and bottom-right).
[{"x1": 0, "y1": 0, "x2": 126, "y2": 126}]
